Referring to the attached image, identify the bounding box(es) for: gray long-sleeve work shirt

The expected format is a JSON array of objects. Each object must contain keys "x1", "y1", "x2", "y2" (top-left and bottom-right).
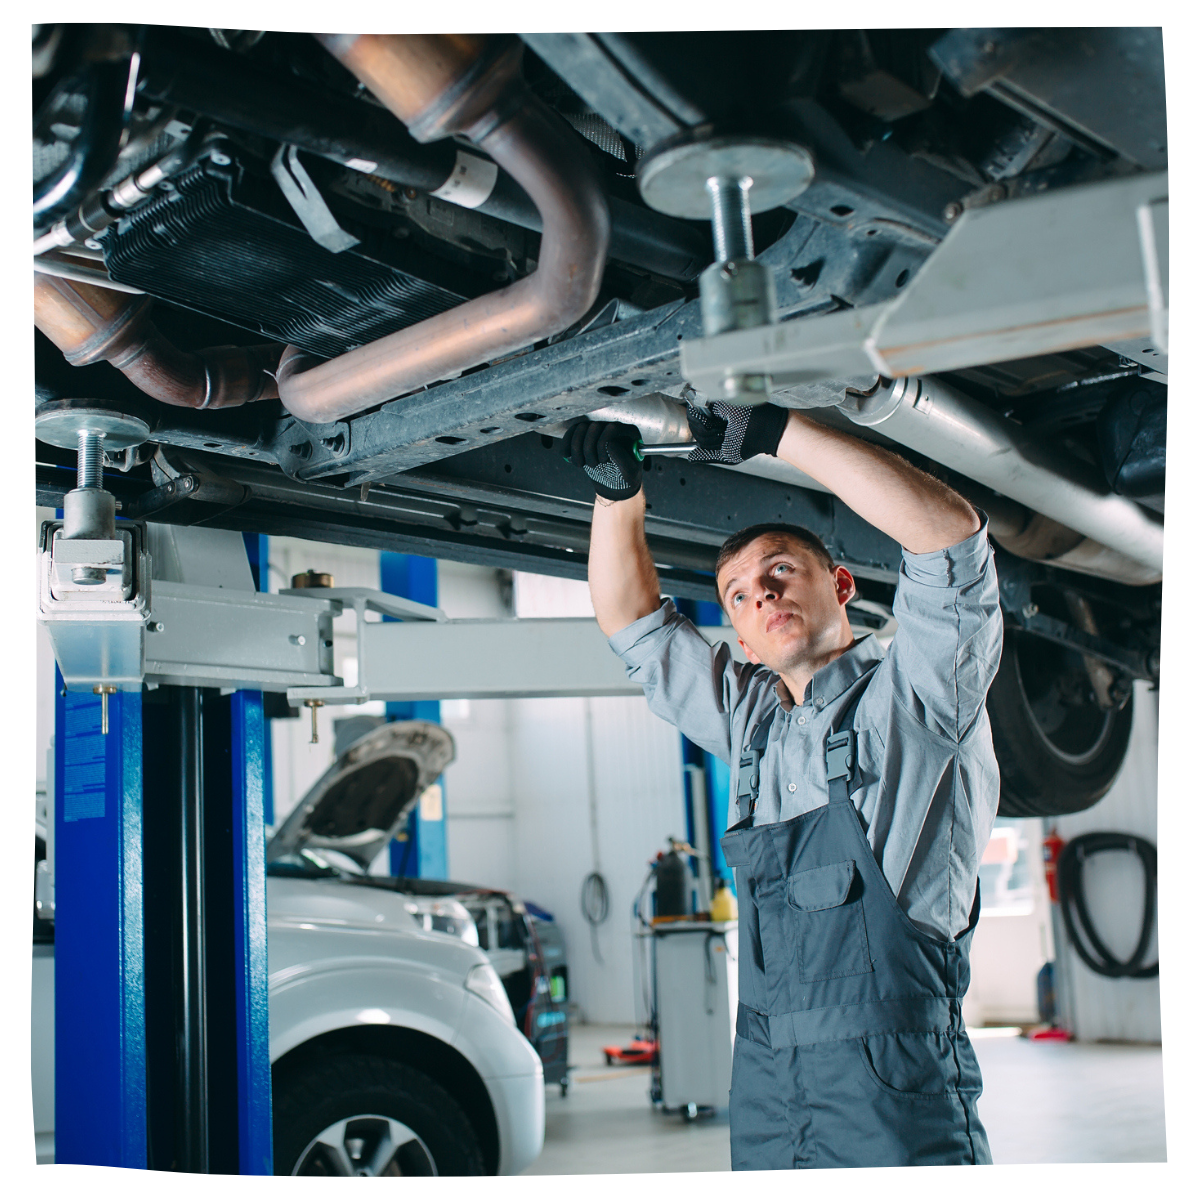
[{"x1": 608, "y1": 518, "x2": 1005, "y2": 941}]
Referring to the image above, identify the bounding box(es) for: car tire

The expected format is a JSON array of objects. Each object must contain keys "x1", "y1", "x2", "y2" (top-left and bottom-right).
[
  {"x1": 987, "y1": 626, "x2": 1135, "y2": 818},
  {"x1": 273, "y1": 1053, "x2": 485, "y2": 1176}
]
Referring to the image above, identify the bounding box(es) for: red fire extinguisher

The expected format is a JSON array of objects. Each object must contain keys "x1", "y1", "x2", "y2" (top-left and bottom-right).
[{"x1": 1043, "y1": 829, "x2": 1066, "y2": 903}]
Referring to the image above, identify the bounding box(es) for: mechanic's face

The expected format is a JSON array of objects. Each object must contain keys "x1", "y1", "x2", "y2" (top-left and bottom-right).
[{"x1": 718, "y1": 535, "x2": 855, "y2": 677}]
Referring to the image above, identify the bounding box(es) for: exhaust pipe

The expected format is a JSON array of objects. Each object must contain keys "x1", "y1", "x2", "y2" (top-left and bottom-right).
[
  {"x1": 275, "y1": 34, "x2": 610, "y2": 425},
  {"x1": 840, "y1": 376, "x2": 1164, "y2": 576},
  {"x1": 34, "y1": 273, "x2": 280, "y2": 409}
]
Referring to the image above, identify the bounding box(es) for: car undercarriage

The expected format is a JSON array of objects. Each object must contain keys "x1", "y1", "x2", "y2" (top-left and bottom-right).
[{"x1": 34, "y1": 25, "x2": 1167, "y2": 818}]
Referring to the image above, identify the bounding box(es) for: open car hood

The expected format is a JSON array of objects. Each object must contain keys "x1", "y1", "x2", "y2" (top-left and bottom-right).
[{"x1": 267, "y1": 720, "x2": 455, "y2": 871}]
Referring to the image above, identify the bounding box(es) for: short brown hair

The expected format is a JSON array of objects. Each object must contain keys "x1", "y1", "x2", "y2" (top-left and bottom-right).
[{"x1": 714, "y1": 523, "x2": 836, "y2": 602}]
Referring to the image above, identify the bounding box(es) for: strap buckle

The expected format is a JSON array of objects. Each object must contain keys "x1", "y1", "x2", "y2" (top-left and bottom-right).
[
  {"x1": 825, "y1": 729, "x2": 854, "y2": 782},
  {"x1": 736, "y1": 748, "x2": 762, "y2": 817}
]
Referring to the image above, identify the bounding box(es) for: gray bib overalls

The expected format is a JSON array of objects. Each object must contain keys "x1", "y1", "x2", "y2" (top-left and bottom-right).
[{"x1": 720, "y1": 683, "x2": 992, "y2": 1169}]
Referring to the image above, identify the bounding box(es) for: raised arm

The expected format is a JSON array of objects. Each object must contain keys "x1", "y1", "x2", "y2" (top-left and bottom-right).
[
  {"x1": 685, "y1": 399, "x2": 979, "y2": 553},
  {"x1": 561, "y1": 419, "x2": 662, "y2": 636},
  {"x1": 590, "y1": 488, "x2": 662, "y2": 636},
  {"x1": 776, "y1": 411, "x2": 980, "y2": 553}
]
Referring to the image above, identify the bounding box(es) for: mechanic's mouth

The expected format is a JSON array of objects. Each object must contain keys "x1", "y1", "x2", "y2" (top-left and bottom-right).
[{"x1": 765, "y1": 611, "x2": 794, "y2": 633}]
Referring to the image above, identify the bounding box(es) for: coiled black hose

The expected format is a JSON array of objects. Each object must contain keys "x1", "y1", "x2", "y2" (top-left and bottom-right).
[
  {"x1": 1058, "y1": 831, "x2": 1158, "y2": 979},
  {"x1": 581, "y1": 871, "x2": 610, "y2": 964}
]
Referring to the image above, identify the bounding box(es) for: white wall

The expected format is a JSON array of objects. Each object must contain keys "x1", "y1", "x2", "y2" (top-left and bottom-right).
[
  {"x1": 444, "y1": 569, "x2": 691, "y2": 1025},
  {"x1": 508, "y1": 694, "x2": 686, "y2": 1025},
  {"x1": 437, "y1": 561, "x2": 517, "y2": 891},
  {"x1": 1054, "y1": 682, "x2": 1160, "y2": 1042}
]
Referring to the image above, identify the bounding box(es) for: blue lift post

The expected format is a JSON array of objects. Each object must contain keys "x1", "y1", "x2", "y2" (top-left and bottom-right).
[
  {"x1": 53, "y1": 668, "x2": 147, "y2": 1168},
  {"x1": 672, "y1": 599, "x2": 732, "y2": 892},
  {"x1": 380, "y1": 552, "x2": 447, "y2": 879},
  {"x1": 54, "y1": 673, "x2": 272, "y2": 1172},
  {"x1": 230, "y1": 691, "x2": 273, "y2": 1174}
]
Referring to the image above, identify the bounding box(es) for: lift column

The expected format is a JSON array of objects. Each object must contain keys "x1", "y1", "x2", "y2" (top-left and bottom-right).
[
  {"x1": 53, "y1": 671, "x2": 147, "y2": 1167},
  {"x1": 141, "y1": 682, "x2": 273, "y2": 1174}
]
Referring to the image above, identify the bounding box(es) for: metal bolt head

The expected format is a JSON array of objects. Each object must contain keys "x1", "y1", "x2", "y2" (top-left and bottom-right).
[
  {"x1": 943, "y1": 201, "x2": 964, "y2": 223},
  {"x1": 83, "y1": 237, "x2": 102, "y2": 250},
  {"x1": 1022, "y1": 602, "x2": 1039, "y2": 619},
  {"x1": 292, "y1": 570, "x2": 334, "y2": 589},
  {"x1": 209, "y1": 151, "x2": 232, "y2": 166}
]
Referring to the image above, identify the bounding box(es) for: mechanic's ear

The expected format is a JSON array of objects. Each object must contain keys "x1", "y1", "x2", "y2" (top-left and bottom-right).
[
  {"x1": 834, "y1": 566, "x2": 856, "y2": 607},
  {"x1": 737, "y1": 636, "x2": 762, "y2": 665}
]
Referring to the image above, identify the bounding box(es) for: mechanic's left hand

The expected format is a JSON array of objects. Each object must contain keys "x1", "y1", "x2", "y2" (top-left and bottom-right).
[{"x1": 684, "y1": 399, "x2": 791, "y2": 464}]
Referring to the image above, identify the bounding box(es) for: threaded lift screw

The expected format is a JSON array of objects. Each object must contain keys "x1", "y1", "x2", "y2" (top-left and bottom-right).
[
  {"x1": 706, "y1": 175, "x2": 754, "y2": 263},
  {"x1": 76, "y1": 427, "x2": 105, "y2": 490}
]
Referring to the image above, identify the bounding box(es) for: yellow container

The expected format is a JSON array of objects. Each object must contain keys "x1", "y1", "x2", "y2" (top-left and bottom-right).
[{"x1": 710, "y1": 882, "x2": 738, "y2": 923}]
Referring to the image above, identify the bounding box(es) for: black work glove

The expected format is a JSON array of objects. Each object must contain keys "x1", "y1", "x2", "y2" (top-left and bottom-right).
[
  {"x1": 685, "y1": 399, "x2": 790, "y2": 465},
  {"x1": 561, "y1": 419, "x2": 644, "y2": 501}
]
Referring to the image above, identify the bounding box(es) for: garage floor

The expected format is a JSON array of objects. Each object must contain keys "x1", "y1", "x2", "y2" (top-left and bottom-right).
[{"x1": 522, "y1": 1024, "x2": 1167, "y2": 1173}]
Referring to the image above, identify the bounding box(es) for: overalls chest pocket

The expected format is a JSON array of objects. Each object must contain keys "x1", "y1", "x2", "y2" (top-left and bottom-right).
[{"x1": 754, "y1": 859, "x2": 873, "y2": 1004}]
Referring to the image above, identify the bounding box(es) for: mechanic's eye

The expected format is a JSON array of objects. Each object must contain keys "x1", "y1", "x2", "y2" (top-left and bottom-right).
[
  {"x1": 772, "y1": 562, "x2": 791, "y2": 575},
  {"x1": 731, "y1": 592, "x2": 745, "y2": 607}
]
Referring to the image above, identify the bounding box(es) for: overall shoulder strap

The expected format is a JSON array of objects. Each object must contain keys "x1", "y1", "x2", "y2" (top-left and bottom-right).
[
  {"x1": 825, "y1": 684, "x2": 867, "y2": 804},
  {"x1": 735, "y1": 708, "x2": 775, "y2": 822}
]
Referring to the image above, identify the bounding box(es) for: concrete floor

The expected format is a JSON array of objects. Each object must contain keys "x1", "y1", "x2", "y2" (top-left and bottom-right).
[{"x1": 522, "y1": 1024, "x2": 1167, "y2": 1173}]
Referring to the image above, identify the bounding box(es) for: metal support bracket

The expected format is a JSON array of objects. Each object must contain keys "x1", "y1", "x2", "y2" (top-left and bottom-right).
[
  {"x1": 681, "y1": 171, "x2": 1169, "y2": 393},
  {"x1": 270, "y1": 144, "x2": 360, "y2": 254},
  {"x1": 38, "y1": 519, "x2": 151, "y2": 691}
]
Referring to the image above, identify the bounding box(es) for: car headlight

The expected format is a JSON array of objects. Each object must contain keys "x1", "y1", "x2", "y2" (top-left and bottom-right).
[
  {"x1": 465, "y1": 963, "x2": 515, "y2": 1024},
  {"x1": 403, "y1": 897, "x2": 480, "y2": 946}
]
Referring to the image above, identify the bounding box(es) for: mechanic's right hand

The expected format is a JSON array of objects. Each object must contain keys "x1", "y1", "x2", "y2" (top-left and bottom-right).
[{"x1": 561, "y1": 419, "x2": 644, "y2": 501}]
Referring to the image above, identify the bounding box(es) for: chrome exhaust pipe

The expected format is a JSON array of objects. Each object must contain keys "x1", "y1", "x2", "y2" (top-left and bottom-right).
[{"x1": 840, "y1": 376, "x2": 1163, "y2": 577}]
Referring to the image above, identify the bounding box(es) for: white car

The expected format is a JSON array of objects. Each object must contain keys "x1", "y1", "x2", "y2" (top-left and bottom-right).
[{"x1": 32, "y1": 721, "x2": 545, "y2": 1176}]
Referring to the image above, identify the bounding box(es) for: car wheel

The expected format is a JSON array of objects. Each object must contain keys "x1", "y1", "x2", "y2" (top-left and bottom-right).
[
  {"x1": 274, "y1": 1053, "x2": 485, "y2": 1176},
  {"x1": 987, "y1": 626, "x2": 1135, "y2": 818}
]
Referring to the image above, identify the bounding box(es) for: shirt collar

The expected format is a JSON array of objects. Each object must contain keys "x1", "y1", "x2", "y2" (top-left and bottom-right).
[{"x1": 772, "y1": 634, "x2": 885, "y2": 712}]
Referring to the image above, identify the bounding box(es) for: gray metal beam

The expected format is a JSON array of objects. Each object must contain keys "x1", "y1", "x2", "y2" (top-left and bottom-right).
[
  {"x1": 287, "y1": 618, "x2": 742, "y2": 704},
  {"x1": 144, "y1": 583, "x2": 338, "y2": 691}
]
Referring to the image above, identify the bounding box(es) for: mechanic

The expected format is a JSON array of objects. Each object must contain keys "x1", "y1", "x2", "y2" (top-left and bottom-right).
[{"x1": 562, "y1": 397, "x2": 1004, "y2": 1169}]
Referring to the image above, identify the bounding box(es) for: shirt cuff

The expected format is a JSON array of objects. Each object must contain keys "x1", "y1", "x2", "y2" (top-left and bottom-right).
[
  {"x1": 901, "y1": 509, "x2": 993, "y2": 588},
  {"x1": 607, "y1": 598, "x2": 675, "y2": 661}
]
